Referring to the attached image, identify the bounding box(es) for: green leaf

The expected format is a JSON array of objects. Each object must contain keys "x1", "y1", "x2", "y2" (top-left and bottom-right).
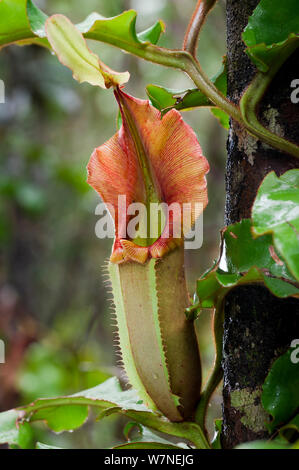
[
  {"x1": 45, "y1": 15, "x2": 129, "y2": 89},
  {"x1": 193, "y1": 219, "x2": 299, "y2": 312},
  {"x1": 146, "y1": 85, "x2": 178, "y2": 112},
  {"x1": 242, "y1": 0, "x2": 299, "y2": 72},
  {"x1": 146, "y1": 58, "x2": 228, "y2": 128},
  {"x1": 0, "y1": 410, "x2": 21, "y2": 446},
  {"x1": 236, "y1": 438, "x2": 292, "y2": 449},
  {"x1": 77, "y1": 10, "x2": 164, "y2": 48},
  {"x1": 210, "y1": 108, "x2": 229, "y2": 130},
  {"x1": 0, "y1": 0, "x2": 33, "y2": 47},
  {"x1": 252, "y1": 169, "x2": 299, "y2": 282},
  {"x1": 136, "y1": 20, "x2": 165, "y2": 45},
  {"x1": 118, "y1": 424, "x2": 189, "y2": 450},
  {"x1": 0, "y1": 410, "x2": 34, "y2": 448},
  {"x1": 27, "y1": 0, "x2": 48, "y2": 37},
  {"x1": 211, "y1": 419, "x2": 222, "y2": 449},
  {"x1": 195, "y1": 266, "x2": 264, "y2": 310},
  {"x1": 262, "y1": 348, "x2": 299, "y2": 432},
  {"x1": 31, "y1": 405, "x2": 89, "y2": 432},
  {"x1": 1, "y1": 4, "x2": 165, "y2": 66},
  {"x1": 114, "y1": 442, "x2": 182, "y2": 449},
  {"x1": 36, "y1": 442, "x2": 63, "y2": 449},
  {"x1": 225, "y1": 219, "x2": 292, "y2": 280},
  {"x1": 0, "y1": 0, "x2": 48, "y2": 48},
  {"x1": 0, "y1": 377, "x2": 208, "y2": 449},
  {"x1": 262, "y1": 276, "x2": 299, "y2": 298}
]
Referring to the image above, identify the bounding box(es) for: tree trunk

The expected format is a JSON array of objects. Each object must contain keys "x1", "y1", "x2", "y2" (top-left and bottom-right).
[{"x1": 222, "y1": 0, "x2": 299, "y2": 448}]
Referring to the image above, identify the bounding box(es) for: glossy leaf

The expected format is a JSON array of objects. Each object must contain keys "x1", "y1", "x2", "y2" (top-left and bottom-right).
[
  {"x1": 210, "y1": 108, "x2": 229, "y2": 130},
  {"x1": 195, "y1": 267, "x2": 263, "y2": 311},
  {"x1": 88, "y1": 89, "x2": 209, "y2": 263},
  {"x1": 0, "y1": 0, "x2": 47, "y2": 48},
  {"x1": 1, "y1": 3, "x2": 165, "y2": 55},
  {"x1": 0, "y1": 410, "x2": 34, "y2": 448},
  {"x1": 0, "y1": 377, "x2": 208, "y2": 449},
  {"x1": 118, "y1": 424, "x2": 189, "y2": 450},
  {"x1": 252, "y1": 170, "x2": 299, "y2": 282},
  {"x1": 28, "y1": 7, "x2": 164, "y2": 46},
  {"x1": 114, "y1": 442, "x2": 182, "y2": 449},
  {"x1": 192, "y1": 219, "x2": 299, "y2": 313},
  {"x1": 147, "y1": 57, "x2": 227, "y2": 111},
  {"x1": 36, "y1": 442, "x2": 63, "y2": 449},
  {"x1": 31, "y1": 405, "x2": 89, "y2": 432},
  {"x1": 0, "y1": 0, "x2": 29, "y2": 46},
  {"x1": 236, "y1": 438, "x2": 292, "y2": 449},
  {"x1": 279, "y1": 414, "x2": 299, "y2": 443},
  {"x1": 45, "y1": 15, "x2": 129, "y2": 89},
  {"x1": 78, "y1": 10, "x2": 165, "y2": 48},
  {"x1": 242, "y1": 0, "x2": 299, "y2": 72},
  {"x1": 262, "y1": 348, "x2": 299, "y2": 431},
  {"x1": 108, "y1": 248, "x2": 203, "y2": 422},
  {"x1": 211, "y1": 419, "x2": 222, "y2": 449},
  {"x1": 225, "y1": 219, "x2": 292, "y2": 279},
  {"x1": 27, "y1": 0, "x2": 48, "y2": 37}
]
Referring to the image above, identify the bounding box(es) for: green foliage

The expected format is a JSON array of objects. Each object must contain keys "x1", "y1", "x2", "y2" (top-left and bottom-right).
[
  {"x1": 0, "y1": 0, "x2": 34, "y2": 46},
  {"x1": 211, "y1": 419, "x2": 222, "y2": 449},
  {"x1": 0, "y1": 410, "x2": 34, "y2": 449},
  {"x1": 32, "y1": 405, "x2": 89, "y2": 433},
  {"x1": 36, "y1": 442, "x2": 63, "y2": 449},
  {"x1": 262, "y1": 348, "x2": 299, "y2": 432},
  {"x1": 252, "y1": 169, "x2": 299, "y2": 282},
  {"x1": 0, "y1": 1, "x2": 164, "y2": 51},
  {"x1": 114, "y1": 425, "x2": 188, "y2": 449},
  {"x1": 210, "y1": 108, "x2": 229, "y2": 130},
  {"x1": 0, "y1": 377, "x2": 208, "y2": 449},
  {"x1": 236, "y1": 439, "x2": 294, "y2": 449},
  {"x1": 192, "y1": 219, "x2": 299, "y2": 314},
  {"x1": 242, "y1": 0, "x2": 299, "y2": 72},
  {"x1": 0, "y1": 0, "x2": 298, "y2": 451},
  {"x1": 114, "y1": 442, "x2": 181, "y2": 449},
  {"x1": 190, "y1": 170, "x2": 299, "y2": 317},
  {"x1": 45, "y1": 15, "x2": 129, "y2": 89},
  {"x1": 26, "y1": 0, "x2": 48, "y2": 37},
  {"x1": 147, "y1": 58, "x2": 227, "y2": 111},
  {"x1": 78, "y1": 10, "x2": 165, "y2": 47},
  {"x1": 146, "y1": 57, "x2": 229, "y2": 128},
  {"x1": 0, "y1": 0, "x2": 48, "y2": 48}
]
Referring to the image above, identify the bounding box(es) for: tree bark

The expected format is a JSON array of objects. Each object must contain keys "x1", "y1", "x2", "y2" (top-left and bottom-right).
[{"x1": 222, "y1": 0, "x2": 299, "y2": 448}]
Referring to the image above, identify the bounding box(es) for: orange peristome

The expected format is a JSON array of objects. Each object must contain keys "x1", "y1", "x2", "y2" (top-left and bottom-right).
[
  {"x1": 150, "y1": 237, "x2": 182, "y2": 259},
  {"x1": 110, "y1": 239, "x2": 127, "y2": 264},
  {"x1": 87, "y1": 88, "x2": 209, "y2": 264},
  {"x1": 121, "y1": 240, "x2": 149, "y2": 264}
]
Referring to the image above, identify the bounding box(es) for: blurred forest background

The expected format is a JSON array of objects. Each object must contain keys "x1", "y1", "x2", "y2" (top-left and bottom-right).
[{"x1": 0, "y1": 0, "x2": 227, "y2": 448}]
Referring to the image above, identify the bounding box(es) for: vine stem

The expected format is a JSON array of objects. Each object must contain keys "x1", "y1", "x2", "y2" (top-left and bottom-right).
[
  {"x1": 184, "y1": 57, "x2": 299, "y2": 157},
  {"x1": 240, "y1": 41, "x2": 299, "y2": 158},
  {"x1": 109, "y1": 41, "x2": 299, "y2": 158},
  {"x1": 183, "y1": 0, "x2": 217, "y2": 57},
  {"x1": 195, "y1": 301, "x2": 224, "y2": 435}
]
